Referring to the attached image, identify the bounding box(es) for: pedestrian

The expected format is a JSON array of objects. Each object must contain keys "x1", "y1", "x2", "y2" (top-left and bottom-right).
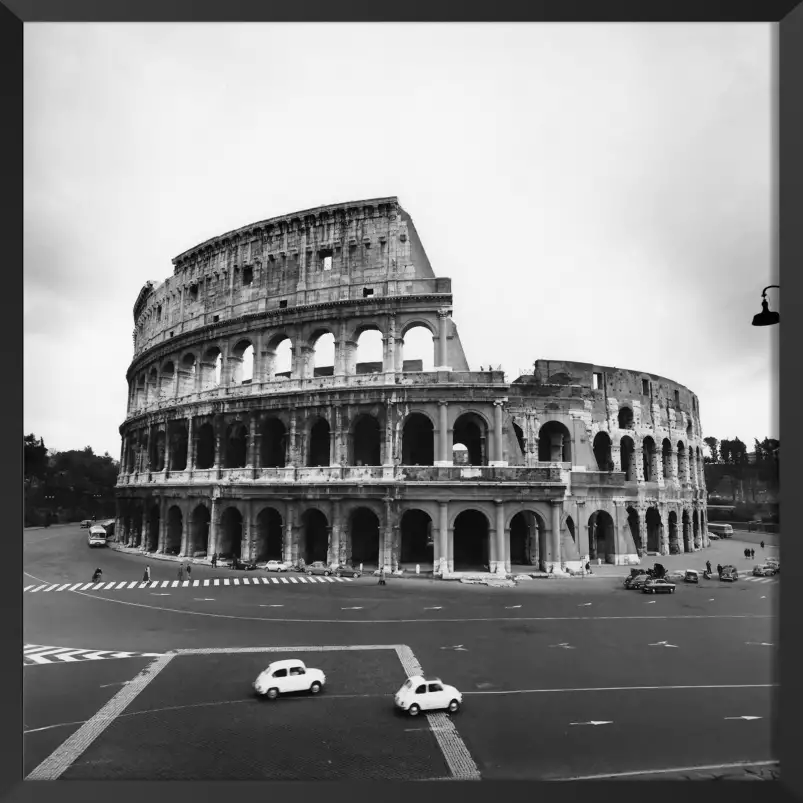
[
  {"x1": 717, "y1": 563, "x2": 722, "y2": 577},
  {"x1": 378, "y1": 566, "x2": 386, "y2": 586},
  {"x1": 211, "y1": 552, "x2": 218, "y2": 568},
  {"x1": 585, "y1": 561, "x2": 592, "y2": 574},
  {"x1": 92, "y1": 567, "x2": 102, "y2": 583},
  {"x1": 706, "y1": 560, "x2": 712, "y2": 574},
  {"x1": 177, "y1": 564, "x2": 184, "y2": 582},
  {"x1": 751, "y1": 548, "x2": 755, "y2": 560},
  {"x1": 186, "y1": 563, "x2": 192, "y2": 580},
  {"x1": 760, "y1": 540, "x2": 765, "y2": 549},
  {"x1": 143, "y1": 565, "x2": 151, "y2": 584}
]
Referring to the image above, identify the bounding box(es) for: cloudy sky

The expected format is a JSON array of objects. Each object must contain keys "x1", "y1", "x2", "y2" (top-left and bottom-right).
[{"x1": 24, "y1": 23, "x2": 777, "y2": 458}]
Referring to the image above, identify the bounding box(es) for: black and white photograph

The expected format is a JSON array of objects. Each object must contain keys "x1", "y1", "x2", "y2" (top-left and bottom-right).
[{"x1": 22, "y1": 20, "x2": 781, "y2": 782}]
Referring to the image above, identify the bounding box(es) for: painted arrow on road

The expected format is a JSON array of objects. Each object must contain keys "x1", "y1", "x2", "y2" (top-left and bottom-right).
[
  {"x1": 646, "y1": 600, "x2": 656, "y2": 604},
  {"x1": 505, "y1": 605, "x2": 522, "y2": 609},
  {"x1": 151, "y1": 593, "x2": 170, "y2": 596},
  {"x1": 745, "y1": 642, "x2": 774, "y2": 647},
  {"x1": 424, "y1": 606, "x2": 443, "y2": 610},
  {"x1": 194, "y1": 598, "x2": 215, "y2": 601},
  {"x1": 724, "y1": 716, "x2": 762, "y2": 721},
  {"x1": 441, "y1": 645, "x2": 468, "y2": 651},
  {"x1": 549, "y1": 643, "x2": 576, "y2": 649},
  {"x1": 578, "y1": 603, "x2": 593, "y2": 607},
  {"x1": 570, "y1": 721, "x2": 613, "y2": 726},
  {"x1": 260, "y1": 604, "x2": 283, "y2": 607},
  {"x1": 648, "y1": 641, "x2": 679, "y2": 648},
  {"x1": 341, "y1": 607, "x2": 363, "y2": 610}
]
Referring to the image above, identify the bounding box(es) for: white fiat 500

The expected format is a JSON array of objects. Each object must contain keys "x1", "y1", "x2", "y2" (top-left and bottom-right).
[
  {"x1": 265, "y1": 560, "x2": 289, "y2": 572},
  {"x1": 253, "y1": 659, "x2": 326, "y2": 700},
  {"x1": 394, "y1": 675, "x2": 462, "y2": 716}
]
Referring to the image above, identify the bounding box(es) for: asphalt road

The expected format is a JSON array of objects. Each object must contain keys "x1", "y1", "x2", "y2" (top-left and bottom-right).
[{"x1": 23, "y1": 524, "x2": 778, "y2": 781}]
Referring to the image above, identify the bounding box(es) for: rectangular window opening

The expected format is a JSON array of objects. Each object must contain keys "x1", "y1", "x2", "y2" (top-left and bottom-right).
[
  {"x1": 157, "y1": 305, "x2": 162, "y2": 321},
  {"x1": 592, "y1": 372, "x2": 603, "y2": 390},
  {"x1": 674, "y1": 389, "x2": 680, "y2": 406},
  {"x1": 242, "y1": 266, "x2": 254, "y2": 285},
  {"x1": 279, "y1": 300, "x2": 288, "y2": 309},
  {"x1": 363, "y1": 287, "x2": 374, "y2": 298},
  {"x1": 212, "y1": 315, "x2": 220, "y2": 323},
  {"x1": 641, "y1": 379, "x2": 650, "y2": 395}
]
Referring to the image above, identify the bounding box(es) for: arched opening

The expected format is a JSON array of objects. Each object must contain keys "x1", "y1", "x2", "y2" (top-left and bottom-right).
[
  {"x1": 626, "y1": 506, "x2": 640, "y2": 554},
  {"x1": 147, "y1": 504, "x2": 160, "y2": 552},
  {"x1": 195, "y1": 422, "x2": 215, "y2": 469},
  {"x1": 682, "y1": 510, "x2": 691, "y2": 552},
  {"x1": 351, "y1": 415, "x2": 381, "y2": 466},
  {"x1": 642, "y1": 436, "x2": 656, "y2": 482},
  {"x1": 129, "y1": 507, "x2": 143, "y2": 548},
  {"x1": 159, "y1": 362, "x2": 175, "y2": 401},
  {"x1": 593, "y1": 432, "x2": 613, "y2": 471},
  {"x1": 620, "y1": 436, "x2": 636, "y2": 481},
  {"x1": 134, "y1": 375, "x2": 146, "y2": 410},
  {"x1": 146, "y1": 368, "x2": 158, "y2": 405},
  {"x1": 452, "y1": 443, "x2": 469, "y2": 466},
  {"x1": 588, "y1": 510, "x2": 616, "y2": 563},
  {"x1": 189, "y1": 505, "x2": 210, "y2": 556},
  {"x1": 218, "y1": 507, "x2": 243, "y2": 561},
  {"x1": 686, "y1": 419, "x2": 694, "y2": 439},
  {"x1": 312, "y1": 331, "x2": 335, "y2": 377},
  {"x1": 168, "y1": 421, "x2": 188, "y2": 472},
  {"x1": 255, "y1": 507, "x2": 283, "y2": 562},
  {"x1": 453, "y1": 509, "x2": 490, "y2": 571},
  {"x1": 350, "y1": 507, "x2": 380, "y2": 568},
  {"x1": 301, "y1": 508, "x2": 329, "y2": 564},
  {"x1": 453, "y1": 412, "x2": 488, "y2": 466},
  {"x1": 618, "y1": 407, "x2": 634, "y2": 429},
  {"x1": 668, "y1": 511, "x2": 679, "y2": 554},
  {"x1": 662, "y1": 439, "x2": 673, "y2": 481},
  {"x1": 566, "y1": 516, "x2": 575, "y2": 542},
  {"x1": 308, "y1": 418, "x2": 331, "y2": 467},
  {"x1": 355, "y1": 329, "x2": 384, "y2": 374},
  {"x1": 696, "y1": 447, "x2": 704, "y2": 485},
  {"x1": 401, "y1": 413, "x2": 434, "y2": 465},
  {"x1": 231, "y1": 340, "x2": 254, "y2": 384},
  {"x1": 692, "y1": 509, "x2": 700, "y2": 549},
  {"x1": 225, "y1": 421, "x2": 248, "y2": 468},
  {"x1": 646, "y1": 507, "x2": 662, "y2": 553},
  {"x1": 510, "y1": 511, "x2": 540, "y2": 566},
  {"x1": 178, "y1": 353, "x2": 196, "y2": 396},
  {"x1": 260, "y1": 417, "x2": 287, "y2": 468},
  {"x1": 512, "y1": 422, "x2": 526, "y2": 459},
  {"x1": 688, "y1": 448, "x2": 696, "y2": 485},
  {"x1": 270, "y1": 337, "x2": 293, "y2": 380},
  {"x1": 401, "y1": 325, "x2": 435, "y2": 372},
  {"x1": 166, "y1": 506, "x2": 182, "y2": 555},
  {"x1": 538, "y1": 421, "x2": 572, "y2": 463},
  {"x1": 400, "y1": 509, "x2": 432, "y2": 565},
  {"x1": 677, "y1": 442, "x2": 687, "y2": 483},
  {"x1": 151, "y1": 430, "x2": 166, "y2": 472},
  {"x1": 199, "y1": 347, "x2": 222, "y2": 391}
]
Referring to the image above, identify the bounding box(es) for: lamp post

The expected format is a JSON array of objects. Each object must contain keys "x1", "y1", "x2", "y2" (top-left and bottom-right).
[{"x1": 752, "y1": 285, "x2": 780, "y2": 326}]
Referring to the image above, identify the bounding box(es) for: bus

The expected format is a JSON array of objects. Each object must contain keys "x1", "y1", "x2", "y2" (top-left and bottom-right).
[
  {"x1": 707, "y1": 522, "x2": 734, "y2": 538},
  {"x1": 87, "y1": 525, "x2": 108, "y2": 547}
]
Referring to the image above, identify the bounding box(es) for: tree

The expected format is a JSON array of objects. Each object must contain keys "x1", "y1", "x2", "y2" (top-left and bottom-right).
[
  {"x1": 704, "y1": 436, "x2": 719, "y2": 463},
  {"x1": 24, "y1": 434, "x2": 48, "y2": 481}
]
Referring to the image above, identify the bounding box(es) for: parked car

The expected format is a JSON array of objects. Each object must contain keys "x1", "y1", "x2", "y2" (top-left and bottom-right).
[
  {"x1": 684, "y1": 570, "x2": 699, "y2": 584},
  {"x1": 624, "y1": 573, "x2": 651, "y2": 590},
  {"x1": 720, "y1": 565, "x2": 739, "y2": 582},
  {"x1": 265, "y1": 560, "x2": 290, "y2": 573},
  {"x1": 765, "y1": 557, "x2": 780, "y2": 570},
  {"x1": 231, "y1": 557, "x2": 258, "y2": 570},
  {"x1": 335, "y1": 564, "x2": 362, "y2": 578},
  {"x1": 753, "y1": 564, "x2": 777, "y2": 577},
  {"x1": 642, "y1": 578, "x2": 677, "y2": 594},
  {"x1": 394, "y1": 675, "x2": 462, "y2": 716},
  {"x1": 80, "y1": 520, "x2": 93, "y2": 529},
  {"x1": 306, "y1": 561, "x2": 333, "y2": 576},
  {"x1": 253, "y1": 659, "x2": 326, "y2": 700},
  {"x1": 708, "y1": 533, "x2": 720, "y2": 540}
]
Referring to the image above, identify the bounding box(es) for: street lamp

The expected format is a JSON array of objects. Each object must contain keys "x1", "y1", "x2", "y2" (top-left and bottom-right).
[{"x1": 751, "y1": 285, "x2": 780, "y2": 326}]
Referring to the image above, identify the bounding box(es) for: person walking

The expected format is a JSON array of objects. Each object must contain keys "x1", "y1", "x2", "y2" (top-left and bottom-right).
[
  {"x1": 186, "y1": 563, "x2": 192, "y2": 581},
  {"x1": 585, "y1": 561, "x2": 592, "y2": 575},
  {"x1": 706, "y1": 560, "x2": 712, "y2": 575},
  {"x1": 760, "y1": 540, "x2": 765, "y2": 550},
  {"x1": 143, "y1": 565, "x2": 151, "y2": 585},
  {"x1": 717, "y1": 563, "x2": 723, "y2": 578},
  {"x1": 177, "y1": 564, "x2": 185, "y2": 582},
  {"x1": 92, "y1": 568, "x2": 103, "y2": 583},
  {"x1": 211, "y1": 552, "x2": 218, "y2": 568},
  {"x1": 378, "y1": 566, "x2": 386, "y2": 586},
  {"x1": 751, "y1": 548, "x2": 755, "y2": 560}
]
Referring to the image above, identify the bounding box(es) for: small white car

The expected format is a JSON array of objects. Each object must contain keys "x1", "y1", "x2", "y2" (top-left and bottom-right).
[
  {"x1": 265, "y1": 560, "x2": 289, "y2": 573},
  {"x1": 253, "y1": 659, "x2": 326, "y2": 700},
  {"x1": 394, "y1": 675, "x2": 462, "y2": 716}
]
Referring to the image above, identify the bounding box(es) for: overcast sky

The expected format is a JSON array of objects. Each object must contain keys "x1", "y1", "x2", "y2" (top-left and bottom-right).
[{"x1": 24, "y1": 23, "x2": 777, "y2": 459}]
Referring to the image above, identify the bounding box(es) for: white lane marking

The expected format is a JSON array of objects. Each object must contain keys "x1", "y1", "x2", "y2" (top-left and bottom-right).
[
  {"x1": 68, "y1": 583, "x2": 83, "y2": 591},
  {"x1": 289, "y1": 577, "x2": 298, "y2": 584},
  {"x1": 108, "y1": 652, "x2": 135, "y2": 658},
  {"x1": 297, "y1": 577, "x2": 308, "y2": 583},
  {"x1": 99, "y1": 681, "x2": 129, "y2": 688},
  {"x1": 724, "y1": 716, "x2": 762, "y2": 721},
  {"x1": 281, "y1": 578, "x2": 289, "y2": 584},
  {"x1": 204, "y1": 580, "x2": 210, "y2": 586},
  {"x1": 233, "y1": 579, "x2": 240, "y2": 585},
  {"x1": 26, "y1": 649, "x2": 78, "y2": 664},
  {"x1": 760, "y1": 596, "x2": 766, "y2": 599},
  {"x1": 425, "y1": 606, "x2": 443, "y2": 610},
  {"x1": 461, "y1": 683, "x2": 777, "y2": 696},
  {"x1": 709, "y1": 599, "x2": 716, "y2": 601},
  {"x1": 549, "y1": 643, "x2": 575, "y2": 649},
  {"x1": 271, "y1": 578, "x2": 278, "y2": 584},
  {"x1": 745, "y1": 642, "x2": 774, "y2": 647},
  {"x1": 27, "y1": 653, "x2": 174, "y2": 780},
  {"x1": 646, "y1": 601, "x2": 656, "y2": 604},
  {"x1": 150, "y1": 593, "x2": 170, "y2": 596},
  {"x1": 570, "y1": 721, "x2": 613, "y2": 726},
  {"x1": 53, "y1": 651, "x2": 91, "y2": 662},
  {"x1": 43, "y1": 585, "x2": 59, "y2": 592},
  {"x1": 192, "y1": 580, "x2": 199, "y2": 587},
  {"x1": 260, "y1": 604, "x2": 284, "y2": 607},
  {"x1": 342, "y1": 607, "x2": 363, "y2": 610},
  {"x1": 440, "y1": 645, "x2": 468, "y2": 651},
  {"x1": 24, "y1": 645, "x2": 53, "y2": 654},
  {"x1": 171, "y1": 581, "x2": 179, "y2": 588},
  {"x1": 555, "y1": 760, "x2": 779, "y2": 782},
  {"x1": 426, "y1": 712, "x2": 481, "y2": 780},
  {"x1": 649, "y1": 641, "x2": 679, "y2": 648},
  {"x1": 505, "y1": 605, "x2": 522, "y2": 609},
  {"x1": 194, "y1": 598, "x2": 215, "y2": 601},
  {"x1": 126, "y1": 582, "x2": 138, "y2": 589},
  {"x1": 55, "y1": 584, "x2": 71, "y2": 592},
  {"x1": 114, "y1": 582, "x2": 126, "y2": 589},
  {"x1": 30, "y1": 585, "x2": 47, "y2": 592},
  {"x1": 578, "y1": 603, "x2": 592, "y2": 607}
]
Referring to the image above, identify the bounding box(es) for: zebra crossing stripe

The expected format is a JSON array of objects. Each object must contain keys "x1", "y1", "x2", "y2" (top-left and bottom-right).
[
  {"x1": 223, "y1": 579, "x2": 230, "y2": 586},
  {"x1": 103, "y1": 582, "x2": 116, "y2": 590},
  {"x1": 56, "y1": 584, "x2": 71, "y2": 592},
  {"x1": 344, "y1": 577, "x2": 354, "y2": 582},
  {"x1": 24, "y1": 585, "x2": 34, "y2": 592},
  {"x1": 242, "y1": 578, "x2": 250, "y2": 585},
  {"x1": 182, "y1": 580, "x2": 190, "y2": 587},
  {"x1": 52, "y1": 650, "x2": 90, "y2": 662},
  {"x1": 260, "y1": 577, "x2": 269, "y2": 584},
  {"x1": 43, "y1": 585, "x2": 59, "y2": 592},
  {"x1": 171, "y1": 581, "x2": 179, "y2": 588},
  {"x1": 281, "y1": 577, "x2": 289, "y2": 584},
  {"x1": 271, "y1": 578, "x2": 278, "y2": 584},
  {"x1": 324, "y1": 577, "x2": 335, "y2": 583},
  {"x1": 193, "y1": 580, "x2": 200, "y2": 586},
  {"x1": 68, "y1": 583, "x2": 83, "y2": 591},
  {"x1": 334, "y1": 577, "x2": 344, "y2": 582},
  {"x1": 298, "y1": 577, "x2": 308, "y2": 583},
  {"x1": 233, "y1": 579, "x2": 240, "y2": 585},
  {"x1": 289, "y1": 577, "x2": 298, "y2": 584},
  {"x1": 78, "y1": 583, "x2": 93, "y2": 591},
  {"x1": 114, "y1": 582, "x2": 127, "y2": 589},
  {"x1": 213, "y1": 579, "x2": 219, "y2": 586}
]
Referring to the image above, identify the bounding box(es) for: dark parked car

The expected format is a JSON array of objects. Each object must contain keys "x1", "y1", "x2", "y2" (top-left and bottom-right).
[
  {"x1": 306, "y1": 561, "x2": 333, "y2": 576},
  {"x1": 642, "y1": 578, "x2": 676, "y2": 594},
  {"x1": 335, "y1": 564, "x2": 362, "y2": 578},
  {"x1": 624, "y1": 573, "x2": 651, "y2": 590},
  {"x1": 231, "y1": 557, "x2": 258, "y2": 570}
]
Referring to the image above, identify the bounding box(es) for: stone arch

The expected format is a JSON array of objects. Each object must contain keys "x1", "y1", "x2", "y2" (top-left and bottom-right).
[
  {"x1": 593, "y1": 431, "x2": 613, "y2": 471},
  {"x1": 300, "y1": 508, "x2": 329, "y2": 565},
  {"x1": 133, "y1": 374, "x2": 146, "y2": 411},
  {"x1": 255, "y1": 507, "x2": 283, "y2": 562},
  {"x1": 588, "y1": 509, "x2": 616, "y2": 563},
  {"x1": 453, "y1": 509, "x2": 490, "y2": 571},
  {"x1": 311, "y1": 330, "x2": 336, "y2": 377},
  {"x1": 401, "y1": 324, "x2": 435, "y2": 372},
  {"x1": 308, "y1": 417, "x2": 331, "y2": 467},
  {"x1": 686, "y1": 418, "x2": 694, "y2": 439},
  {"x1": 662, "y1": 438, "x2": 673, "y2": 481},
  {"x1": 354, "y1": 327, "x2": 384, "y2": 374},
  {"x1": 189, "y1": 504, "x2": 210, "y2": 556},
  {"x1": 668, "y1": 510, "x2": 679, "y2": 554},
  {"x1": 146, "y1": 367, "x2": 159, "y2": 405},
  {"x1": 350, "y1": 414, "x2": 382, "y2": 466},
  {"x1": 509, "y1": 510, "x2": 543, "y2": 568},
  {"x1": 266, "y1": 334, "x2": 293, "y2": 380},
  {"x1": 159, "y1": 362, "x2": 175, "y2": 401},
  {"x1": 147, "y1": 503, "x2": 160, "y2": 552},
  {"x1": 645, "y1": 507, "x2": 662, "y2": 553},
  {"x1": 168, "y1": 420, "x2": 188, "y2": 471},
  {"x1": 230, "y1": 339, "x2": 254, "y2": 384},
  {"x1": 401, "y1": 412, "x2": 434, "y2": 465},
  {"x1": 166, "y1": 505, "x2": 183, "y2": 555},
  {"x1": 538, "y1": 420, "x2": 572, "y2": 463},
  {"x1": 260, "y1": 417, "x2": 287, "y2": 468},
  {"x1": 199, "y1": 346, "x2": 222, "y2": 391},
  {"x1": 676, "y1": 441, "x2": 687, "y2": 482},
  {"x1": 618, "y1": 406, "x2": 634, "y2": 429},
  {"x1": 349, "y1": 507, "x2": 381, "y2": 568},
  {"x1": 224, "y1": 420, "x2": 248, "y2": 468},
  {"x1": 692, "y1": 509, "x2": 701, "y2": 549},
  {"x1": 626, "y1": 506, "x2": 640, "y2": 554},
  {"x1": 400, "y1": 508, "x2": 433, "y2": 565},
  {"x1": 178, "y1": 353, "x2": 197, "y2": 396},
  {"x1": 151, "y1": 430, "x2": 166, "y2": 472},
  {"x1": 399, "y1": 317, "x2": 437, "y2": 339},
  {"x1": 512, "y1": 421, "x2": 526, "y2": 458},
  {"x1": 453, "y1": 411, "x2": 489, "y2": 466},
  {"x1": 642, "y1": 436, "x2": 656, "y2": 482},
  {"x1": 620, "y1": 436, "x2": 636, "y2": 481},
  {"x1": 218, "y1": 505, "x2": 243, "y2": 560},
  {"x1": 195, "y1": 422, "x2": 215, "y2": 470}
]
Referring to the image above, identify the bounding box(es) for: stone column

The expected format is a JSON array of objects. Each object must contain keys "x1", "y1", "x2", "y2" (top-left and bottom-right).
[
  {"x1": 492, "y1": 401, "x2": 505, "y2": 465},
  {"x1": 142, "y1": 507, "x2": 151, "y2": 552},
  {"x1": 637, "y1": 508, "x2": 647, "y2": 556},
  {"x1": 284, "y1": 502, "x2": 295, "y2": 565},
  {"x1": 187, "y1": 416, "x2": 195, "y2": 471},
  {"x1": 383, "y1": 314, "x2": 396, "y2": 373},
  {"x1": 384, "y1": 401, "x2": 394, "y2": 466},
  {"x1": 158, "y1": 498, "x2": 168, "y2": 553},
  {"x1": 382, "y1": 497, "x2": 394, "y2": 571},
  {"x1": 611, "y1": 443, "x2": 621, "y2": 473},
  {"x1": 494, "y1": 499, "x2": 507, "y2": 574},
  {"x1": 438, "y1": 501, "x2": 449, "y2": 575},
  {"x1": 329, "y1": 499, "x2": 342, "y2": 566},
  {"x1": 179, "y1": 504, "x2": 191, "y2": 557},
  {"x1": 667, "y1": 448, "x2": 676, "y2": 483},
  {"x1": 575, "y1": 500, "x2": 587, "y2": 560},
  {"x1": 659, "y1": 506, "x2": 670, "y2": 555},
  {"x1": 436, "y1": 309, "x2": 450, "y2": 370},
  {"x1": 208, "y1": 498, "x2": 219, "y2": 557},
  {"x1": 288, "y1": 411, "x2": 298, "y2": 467},
  {"x1": 437, "y1": 401, "x2": 450, "y2": 465},
  {"x1": 549, "y1": 500, "x2": 562, "y2": 570}
]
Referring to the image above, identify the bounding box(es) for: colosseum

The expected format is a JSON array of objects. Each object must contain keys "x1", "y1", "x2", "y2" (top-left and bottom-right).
[{"x1": 114, "y1": 196, "x2": 710, "y2": 577}]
